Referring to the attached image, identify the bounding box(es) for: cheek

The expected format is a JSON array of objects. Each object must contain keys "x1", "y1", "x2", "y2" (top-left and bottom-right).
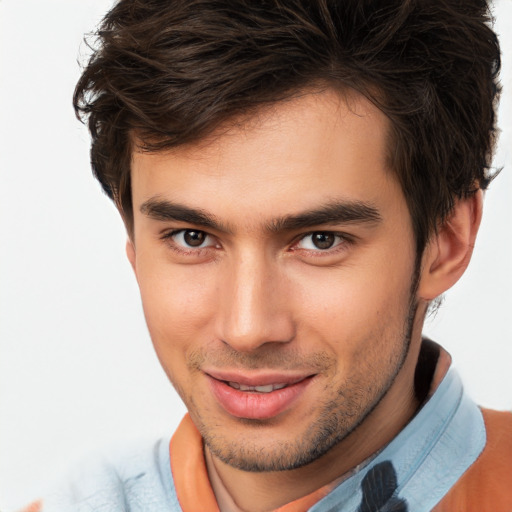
[
  {"x1": 136, "y1": 262, "x2": 218, "y2": 363},
  {"x1": 290, "y1": 258, "x2": 414, "y2": 352}
]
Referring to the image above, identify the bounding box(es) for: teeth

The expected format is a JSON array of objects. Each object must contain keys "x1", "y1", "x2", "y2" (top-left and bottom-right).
[
  {"x1": 254, "y1": 384, "x2": 274, "y2": 393},
  {"x1": 227, "y1": 382, "x2": 288, "y2": 393}
]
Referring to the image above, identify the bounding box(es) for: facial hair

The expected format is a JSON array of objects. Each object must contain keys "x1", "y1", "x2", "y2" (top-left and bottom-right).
[{"x1": 181, "y1": 265, "x2": 420, "y2": 473}]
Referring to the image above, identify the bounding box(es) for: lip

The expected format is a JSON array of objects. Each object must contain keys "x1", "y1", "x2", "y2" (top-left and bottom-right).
[
  {"x1": 205, "y1": 371, "x2": 315, "y2": 420},
  {"x1": 204, "y1": 369, "x2": 311, "y2": 387}
]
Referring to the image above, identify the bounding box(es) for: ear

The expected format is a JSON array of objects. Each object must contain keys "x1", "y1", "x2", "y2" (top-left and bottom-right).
[
  {"x1": 417, "y1": 190, "x2": 483, "y2": 301},
  {"x1": 126, "y1": 238, "x2": 137, "y2": 277}
]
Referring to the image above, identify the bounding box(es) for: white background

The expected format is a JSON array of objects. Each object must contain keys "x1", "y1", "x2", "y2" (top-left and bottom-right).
[{"x1": 0, "y1": 0, "x2": 511, "y2": 509}]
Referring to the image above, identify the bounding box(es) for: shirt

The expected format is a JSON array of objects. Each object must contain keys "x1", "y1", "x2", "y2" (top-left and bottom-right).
[{"x1": 23, "y1": 342, "x2": 512, "y2": 511}]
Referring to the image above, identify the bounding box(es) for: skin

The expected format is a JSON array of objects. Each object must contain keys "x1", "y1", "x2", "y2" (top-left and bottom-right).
[{"x1": 127, "y1": 89, "x2": 481, "y2": 511}]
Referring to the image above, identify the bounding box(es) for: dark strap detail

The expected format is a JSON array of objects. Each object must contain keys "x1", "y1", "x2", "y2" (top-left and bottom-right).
[{"x1": 358, "y1": 461, "x2": 408, "y2": 512}]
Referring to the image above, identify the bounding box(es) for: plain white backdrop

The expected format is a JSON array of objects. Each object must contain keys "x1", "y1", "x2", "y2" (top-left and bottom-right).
[{"x1": 0, "y1": 0, "x2": 511, "y2": 509}]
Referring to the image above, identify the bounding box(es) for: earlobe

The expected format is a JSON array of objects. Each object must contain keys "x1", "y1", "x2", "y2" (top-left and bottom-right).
[
  {"x1": 417, "y1": 190, "x2": 483, "y2": 301},
  {"x1": 126, "y1": 238, "x2": 137, "y2": 276}
]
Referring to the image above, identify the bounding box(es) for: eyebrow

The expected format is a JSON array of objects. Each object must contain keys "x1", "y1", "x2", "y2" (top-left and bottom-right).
[
  {"x1": 266, "y1": 201, "x2": 382, "y2": 232},
  {"x1": 140, "y1": 198, "x2": 382, "y2": 234},
  {"x1": 140, "y1": 198, "x2": 231, "y2": 232}
]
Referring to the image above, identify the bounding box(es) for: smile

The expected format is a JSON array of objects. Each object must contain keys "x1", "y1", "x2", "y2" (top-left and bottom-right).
[
  {"x1": 227, "y1": 382, "x2": 289, "y2": 393},
  {"x1": 205, "y1": 372, "x2": 315, "y2": 420}
]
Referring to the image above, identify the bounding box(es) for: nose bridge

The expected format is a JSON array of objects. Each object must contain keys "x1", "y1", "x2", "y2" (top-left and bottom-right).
[{"x1": 217, "y1": 247, "x2": 294, "y2": 351}]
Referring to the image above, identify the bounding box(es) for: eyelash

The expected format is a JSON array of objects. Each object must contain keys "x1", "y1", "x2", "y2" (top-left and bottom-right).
[
  {"x1": 292, "y1": 232, "x2": 352, "y2": 255},
  {"x1": 160, "y1": 229, "x2": 353, "y2": 257},
  {"x1": 161, "y1": 229, "x2": 219, "y2": 256}
]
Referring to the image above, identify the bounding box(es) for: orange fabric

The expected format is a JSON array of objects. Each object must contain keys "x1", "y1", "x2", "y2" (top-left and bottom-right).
[
  {"x1": 18, "y1": 501, "x2": 42, "y2": 512},
  {"x1": 170, "y1": 414, "x2": 337, "y2": 511},
  {"x1": 433, "y1": 408, "x2": 512, "y2": 512},
  {"x1": 170, "y1": 414, "x2": 220, "y2": 512}
]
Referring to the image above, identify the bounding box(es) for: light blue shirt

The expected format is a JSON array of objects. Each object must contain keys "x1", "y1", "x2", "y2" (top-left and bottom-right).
[{"x1": 40, "y1": 366, "x2": 485, "y2": 512}]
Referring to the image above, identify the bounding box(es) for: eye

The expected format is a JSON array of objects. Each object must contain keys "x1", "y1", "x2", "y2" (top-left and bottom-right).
[
  {"x1": 169, "y1": 229, "x2": 216, "y2": 249},
  {"x1": 295, "y1": 232, "x2": 345, "y2": 251}
]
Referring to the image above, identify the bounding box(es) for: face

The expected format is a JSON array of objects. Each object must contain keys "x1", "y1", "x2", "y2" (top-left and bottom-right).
[{"x1": 128, "y1": 90, "x2": 419, "y2": 472}]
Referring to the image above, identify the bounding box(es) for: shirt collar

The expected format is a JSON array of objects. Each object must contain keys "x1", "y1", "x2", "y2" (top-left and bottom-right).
[{"x1": 169, "y1": 340, "x2": 485, "y2": 512}]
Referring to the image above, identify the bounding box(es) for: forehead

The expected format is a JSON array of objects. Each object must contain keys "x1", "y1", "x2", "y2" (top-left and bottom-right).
[{"x1": 130, "y1": 89, "x2": 399, "y2": 225}]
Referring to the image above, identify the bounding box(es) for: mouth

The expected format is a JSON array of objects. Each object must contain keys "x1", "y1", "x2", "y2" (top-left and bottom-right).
[
  {"x1": 225, "y1": 380, "x2": 300, "y2": 393},
  {"x1": 205, "y1": 371, "x2": 315, "y2": 420}
]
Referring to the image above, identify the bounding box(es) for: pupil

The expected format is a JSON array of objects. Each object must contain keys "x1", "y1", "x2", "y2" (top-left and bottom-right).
[
  {"x1": 313, "y1": 232, "x2": 334, "y2": 249},
  {"x1": 184, "y1": 230, "x2": 205, "y2": 247}
]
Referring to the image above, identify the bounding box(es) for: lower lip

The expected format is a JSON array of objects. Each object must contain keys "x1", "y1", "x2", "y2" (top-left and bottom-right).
[{"x1": 207, "y1": 376, "x2": 313, "y2": 420}]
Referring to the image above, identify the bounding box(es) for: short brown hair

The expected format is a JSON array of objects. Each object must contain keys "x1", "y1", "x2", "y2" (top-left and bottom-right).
[{"x1": 74, "y1": 0, "x2": 501, "y2": 253}]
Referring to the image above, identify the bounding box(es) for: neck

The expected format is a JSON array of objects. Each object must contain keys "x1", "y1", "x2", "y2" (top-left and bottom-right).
[{"x1": 205, "y1": 336, "x2": 424, "y2": 512}]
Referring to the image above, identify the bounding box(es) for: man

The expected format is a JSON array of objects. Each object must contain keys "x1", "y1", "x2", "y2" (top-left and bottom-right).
[{"x1": 28, "y1": 0, "x2": 510, "y2": 510}]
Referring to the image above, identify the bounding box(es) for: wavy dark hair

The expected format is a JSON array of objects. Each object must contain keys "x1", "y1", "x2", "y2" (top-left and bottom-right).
[{"x1": 74, "y1": 0, "x2": 501, "y2": 254}]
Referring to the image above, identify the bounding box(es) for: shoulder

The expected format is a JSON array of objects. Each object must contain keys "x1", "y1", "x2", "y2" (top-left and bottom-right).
[
  {"x1": 20, "y1": 437, "x2": 182, "y2": 512},
  {"x1": 434, "y1": 408, "x2": 512, "y2": 511}
]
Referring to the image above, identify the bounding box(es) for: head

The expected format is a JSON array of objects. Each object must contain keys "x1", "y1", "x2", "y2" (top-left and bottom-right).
[
  {"x1": 74, "y1": 0, "x2": 501, "y2": 256},
  {"x1": 74, "y1": 0, "x2": 501, "y2": 473}
]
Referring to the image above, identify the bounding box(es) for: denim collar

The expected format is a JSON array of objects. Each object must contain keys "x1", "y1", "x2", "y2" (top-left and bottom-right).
[{"x1": 309, "y1": 355, "x2": 485, "y2": 512}]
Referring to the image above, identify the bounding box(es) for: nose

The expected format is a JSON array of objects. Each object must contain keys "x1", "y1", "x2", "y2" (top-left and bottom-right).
[{"x1": 216, "y1": 251, "x2": 296, "y2": 352}]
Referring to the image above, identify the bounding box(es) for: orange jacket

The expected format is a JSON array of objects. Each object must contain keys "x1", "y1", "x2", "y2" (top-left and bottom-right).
[{"x1": 433, "y1": 408, "x2": 512, "y2": 512}]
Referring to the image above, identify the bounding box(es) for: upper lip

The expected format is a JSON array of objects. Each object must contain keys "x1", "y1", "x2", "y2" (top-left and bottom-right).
[{"x1": 203, "y1": 369, "x2": 314, "y2": 387}]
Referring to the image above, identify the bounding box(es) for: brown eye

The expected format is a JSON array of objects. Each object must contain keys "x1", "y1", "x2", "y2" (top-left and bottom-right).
[
  {"x1": 183, "y1": 230, "x2": 206, "y2": 247},
  {"x1": 295, "y1": 232, "x2": 347, "y2": 252},
  {"x1": 166, "y1": 229, "x2": 218, "y2": 254},
  {"x1": 311, "y1": 232, "x2": 335, "y2": 249}
]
